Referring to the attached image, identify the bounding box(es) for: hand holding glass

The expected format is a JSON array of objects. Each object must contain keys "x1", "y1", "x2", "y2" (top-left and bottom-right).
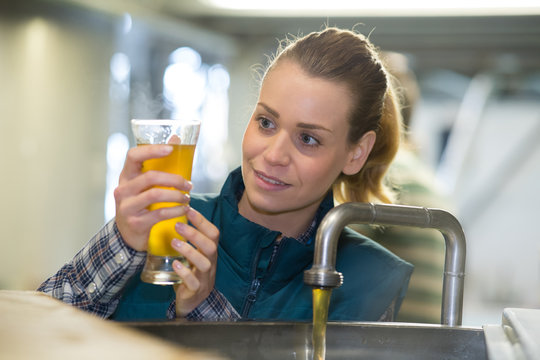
[{"x1": 131, "y1": 119, "x2": 200, "y2": 285}]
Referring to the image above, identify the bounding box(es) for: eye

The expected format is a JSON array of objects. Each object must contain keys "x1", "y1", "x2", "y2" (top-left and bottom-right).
[
  {"x1": 300, "y1": 133, "x2": 320, "y2": 146},
  {"x1": 257, "y1": 117, "x2": 275, "y2": 131}
]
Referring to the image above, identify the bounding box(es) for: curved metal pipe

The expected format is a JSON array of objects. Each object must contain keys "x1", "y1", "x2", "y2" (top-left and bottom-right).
[{"x1": 304, "y1": 202, "x2": 466, "y2": 326}]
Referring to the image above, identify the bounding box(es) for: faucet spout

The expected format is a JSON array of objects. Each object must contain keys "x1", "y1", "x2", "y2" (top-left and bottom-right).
[{"x1": 303, "y1": 202, "x2": 466, "y2": 326}]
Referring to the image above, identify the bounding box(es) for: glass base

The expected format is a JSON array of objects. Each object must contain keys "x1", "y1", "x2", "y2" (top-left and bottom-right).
[{"x1": 140, "y1": 254, "x2": 190, "y2": 285}]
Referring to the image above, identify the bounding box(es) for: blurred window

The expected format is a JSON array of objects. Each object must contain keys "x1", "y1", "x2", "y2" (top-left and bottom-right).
[{"x1": 163, "y1": 47, "x2": 230, "y2": 193}]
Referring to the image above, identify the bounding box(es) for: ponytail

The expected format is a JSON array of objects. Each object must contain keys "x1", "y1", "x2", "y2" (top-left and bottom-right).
[{"x1": 333, "y1": 86, "x2": 402, "y2": 204}]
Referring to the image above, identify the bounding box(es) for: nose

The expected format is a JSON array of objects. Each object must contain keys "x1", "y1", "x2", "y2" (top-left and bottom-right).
[{"x1": 263, "y1": 130, "x2": 291, "y2": 166}]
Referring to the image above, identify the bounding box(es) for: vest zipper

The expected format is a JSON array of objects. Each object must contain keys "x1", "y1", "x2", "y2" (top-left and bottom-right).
[
  {"x1": 241, "y1": 236, "x2": 283, "y2": 318},
  {"x1": 241, "y1": 278, "x2": 261, "y2": 317}
]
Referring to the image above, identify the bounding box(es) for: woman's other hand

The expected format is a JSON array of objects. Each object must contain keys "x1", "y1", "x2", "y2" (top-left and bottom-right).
[{"x1": 171, "y1": 207, "x2": 220, "y2": 317}]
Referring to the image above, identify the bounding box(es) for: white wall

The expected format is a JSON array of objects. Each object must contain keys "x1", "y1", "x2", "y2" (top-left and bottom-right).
[{"x1": 0, "y1": 10, "x2": 113, "y2": 289}]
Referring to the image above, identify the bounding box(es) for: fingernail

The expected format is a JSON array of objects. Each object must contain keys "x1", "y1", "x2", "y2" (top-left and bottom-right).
[
  {"x1": 172, "y1": 239, "x2": 183, "y2": 248},
  {"x1": 186, "y1": 181, "x2": 193, "y2": 191},
  {"x1": 162, "y1": 145, "x2": 173, "y2": 154},
  {"x1": 176, "y1": 222, "x2": 186, "y2": 233},
  {"x1": 174, "y1": 261, "x2": 182, "y2": 270}
]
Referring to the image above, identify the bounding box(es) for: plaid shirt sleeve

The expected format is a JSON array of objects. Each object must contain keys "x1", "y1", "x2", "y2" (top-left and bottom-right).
[
  {"x1": 166, "y1": 288, "x2": 241, "y2": 321},
  {"x1": 37, "y1": 219, "x2": 146, "y2": 318}
]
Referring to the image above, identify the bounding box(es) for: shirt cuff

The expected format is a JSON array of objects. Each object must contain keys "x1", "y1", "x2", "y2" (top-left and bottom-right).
[
  {"x1": 80, "y1": 219, "x2": 146, "y2": 303},
  {"x1": 167, "y1": 289, "x2": 241, "y2": 321}
]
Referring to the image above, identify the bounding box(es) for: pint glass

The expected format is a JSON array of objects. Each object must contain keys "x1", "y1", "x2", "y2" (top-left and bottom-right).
[{"x1": 131, "y1": 119, "x2": 200, "y2": 285}]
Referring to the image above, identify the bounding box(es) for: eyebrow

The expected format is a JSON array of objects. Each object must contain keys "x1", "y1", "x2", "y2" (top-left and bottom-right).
[
  {"x1": 297, "y1": 122, "x2": 332, "y2": 133},
  {"x1": 258, "y1": 102, "x2": 280, "y2": 119},
  {"x1": 258, "y1": 102, "x2": 332, "y2": 133}
]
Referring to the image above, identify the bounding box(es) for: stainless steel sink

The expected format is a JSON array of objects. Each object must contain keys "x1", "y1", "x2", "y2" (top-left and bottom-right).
[{"x1": 127, "y1": 321, "x2": 487, "y2": 360}]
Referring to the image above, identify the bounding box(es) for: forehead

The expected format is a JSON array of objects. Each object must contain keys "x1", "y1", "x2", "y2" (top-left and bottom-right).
[{"x1": 260, "y1": 61, "x2": 352, "y2": 126}]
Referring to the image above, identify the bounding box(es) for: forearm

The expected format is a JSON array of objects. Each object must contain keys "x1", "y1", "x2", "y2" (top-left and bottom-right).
[{"x1": 38, "y1": 219, "x2": 146, "y2": 318}]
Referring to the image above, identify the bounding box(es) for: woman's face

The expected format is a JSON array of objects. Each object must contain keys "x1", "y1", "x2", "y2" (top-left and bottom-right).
[{"x1": 240, "y1": 60, "x2": 366, "y2": 221}]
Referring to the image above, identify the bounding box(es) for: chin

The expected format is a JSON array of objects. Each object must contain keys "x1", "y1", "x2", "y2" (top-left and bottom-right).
[{"x1": 249, "y1": 197, "x2": 288, "y2": 215}]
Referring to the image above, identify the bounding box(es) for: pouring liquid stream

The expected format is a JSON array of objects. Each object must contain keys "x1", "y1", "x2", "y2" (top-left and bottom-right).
[{"x1": 312, "y1": 288, "x2": 332, "y2": 360}]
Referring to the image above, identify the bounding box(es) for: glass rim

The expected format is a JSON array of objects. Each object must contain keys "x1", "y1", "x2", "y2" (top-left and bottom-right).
[{"x1": 131, "y1": 119, "x2": 200, "y2": 126}]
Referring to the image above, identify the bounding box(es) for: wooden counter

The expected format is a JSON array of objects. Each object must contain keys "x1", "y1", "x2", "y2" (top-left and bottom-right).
[{"x1": 0, "y1": 290, "x2": 225, "y2": 359}]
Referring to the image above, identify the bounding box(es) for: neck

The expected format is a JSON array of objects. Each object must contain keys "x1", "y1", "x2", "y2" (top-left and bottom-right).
[{"x1": 237, "y1": 194, "x2": 322, "y2": 238}]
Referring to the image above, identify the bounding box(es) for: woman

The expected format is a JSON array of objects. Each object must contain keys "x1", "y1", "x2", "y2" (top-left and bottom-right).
[{"x1": 39, "y1": 27, "x2": 412, "y2": 322}]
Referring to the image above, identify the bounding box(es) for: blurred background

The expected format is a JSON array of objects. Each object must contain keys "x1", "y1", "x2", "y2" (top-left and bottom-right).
[{"x1": 1, "y1": 0, "x2": 539, "y2": 325}]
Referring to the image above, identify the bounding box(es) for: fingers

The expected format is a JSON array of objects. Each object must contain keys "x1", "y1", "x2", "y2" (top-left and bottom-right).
[
  {"x1": 172, "y1": 239, "x2": 212, "y2": 272},
  {"x1": 120, "y1": 145, "x2": 173, "y2": 181},
  {"x1": 177, "y1": 208, "x2": 219, "y2": 256},
  {"x1": 171, "y1": 208, "x2": 220, "y2": 295},
  {"x1": 123, "y1": 205, "x2": 189, "y2": 234},
  {"x1": 115, "y1": 144, "x2": 193, "y2": 214},
  {"x1": 116, "y1": 186, "x2": 190, "y2": 215},
  {"x1": 173, "y1": 260, "x2": 200, "y2": 291},
  {"x1": 114, "y1": 148, "x2": 193, "y2": 223},
  {"x1": 115, "y1": 184, "x2": 191, "y2": 238},
  {"x1": 115, "y1": 146, "x2": 193, "y2": 209},
  {"x1": 134, "y1": 170, "x2": 193, "y2": 194}
]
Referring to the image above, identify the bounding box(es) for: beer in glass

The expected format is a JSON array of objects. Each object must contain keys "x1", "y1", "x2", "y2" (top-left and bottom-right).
[{"x1": 131, "y1": 119, "x2": 200, "y2": 285}]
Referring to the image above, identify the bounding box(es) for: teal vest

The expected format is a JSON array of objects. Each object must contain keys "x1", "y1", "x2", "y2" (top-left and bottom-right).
[{"x1": 112, "y1": 168, "x2": 412, "y2": 321}]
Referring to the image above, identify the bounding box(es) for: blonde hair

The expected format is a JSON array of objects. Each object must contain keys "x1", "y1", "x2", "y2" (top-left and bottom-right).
[{"x1": 264, "y1": 27, "x2": 403, "y2": 204}]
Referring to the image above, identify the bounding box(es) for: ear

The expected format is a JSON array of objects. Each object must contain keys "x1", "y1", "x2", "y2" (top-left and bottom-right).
[{"x1": 342, "y1": 131, "x2": 376, "y2": 175}]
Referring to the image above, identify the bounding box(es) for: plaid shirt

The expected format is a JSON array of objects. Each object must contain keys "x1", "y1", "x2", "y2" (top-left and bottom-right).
[{"x1": 38, "y1": 219, "x2": 240, "y2": 320}]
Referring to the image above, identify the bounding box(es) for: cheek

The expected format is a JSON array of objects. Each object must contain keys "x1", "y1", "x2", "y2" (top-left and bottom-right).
[
  {"x1": 241, "y1": 124, "x2": 259, "y2": 160},
  {"x1": 300, "y1": 157, "x2": 345, "y2": 186}
]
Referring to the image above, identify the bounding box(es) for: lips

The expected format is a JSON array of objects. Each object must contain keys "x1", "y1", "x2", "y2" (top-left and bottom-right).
[{"x1": 254, "y1": 170, "x2": 290, "y2": 189}]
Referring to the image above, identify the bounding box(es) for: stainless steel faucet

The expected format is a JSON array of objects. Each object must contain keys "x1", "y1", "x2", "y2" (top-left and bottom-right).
[{"x1": 304, "y1": 202, "x2": 466, "y2": 326}]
